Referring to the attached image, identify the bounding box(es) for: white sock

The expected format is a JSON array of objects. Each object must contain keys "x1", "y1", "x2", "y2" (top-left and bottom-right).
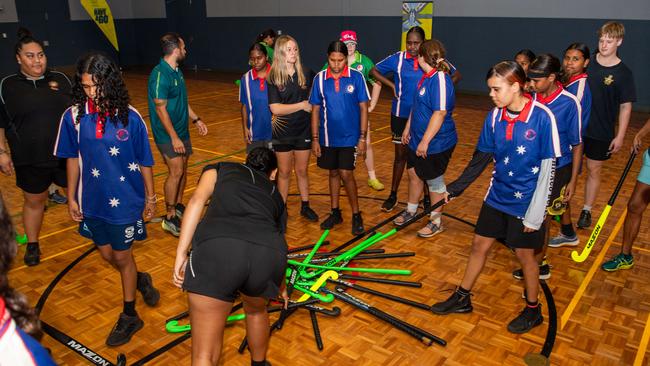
[
  {"x1": 582, "y1": 205, "x2": 592, "y2": 212},
  {"x1": 368, "y1": 170, "x2": 377, "y2": 180},
  {"x1": 407, "y1": 203, "x2": 418, "y2": 213},
  {"x1": 429, "y1": 212, "x2": 442, "y2": 225},
  {"x1": 48, "y1": 185, "x2": 56, "y2": 194}
]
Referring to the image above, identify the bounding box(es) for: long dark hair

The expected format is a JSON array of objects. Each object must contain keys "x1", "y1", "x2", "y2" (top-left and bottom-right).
[
  {"x1": 14, "y1": 27, "x2": 44, "y2": 55},
  {"x1": 0, "y1": 195, "x2": 42, "y2": 339},
  {"x1": 406, "y1": 26, "x2": 426, "y2": 41},
  {"x1": 528, "y1": 53, "x2": 562, "y2": 80},
  {"x1": 71, "y1": 52, "x2": 130, "y2": 127},
  {"x1": 327, "y1": 40, "x2": 347, "y2": 56}
]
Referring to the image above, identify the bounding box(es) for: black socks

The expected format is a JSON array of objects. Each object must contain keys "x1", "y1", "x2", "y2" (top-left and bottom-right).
[{"x1": 123, "y1": 301, "x2": 137, "y2": 317}]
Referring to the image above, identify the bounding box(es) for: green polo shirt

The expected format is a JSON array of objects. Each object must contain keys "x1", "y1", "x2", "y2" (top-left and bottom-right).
[
  {"x1": 321, "y1": 51, "x2": 376, "y2": 84},
  {"x1": 147, "y1": 58, "x2": 189, "y2": 144}
]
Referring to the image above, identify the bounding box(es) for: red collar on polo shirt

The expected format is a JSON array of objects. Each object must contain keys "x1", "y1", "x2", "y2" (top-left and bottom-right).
[
  {"x1": 405, "y1": 52, "x2": 419, "y2": 70},
  {"x1": 252, "y1": 64, "x2": 271, "y2": 91},
  {"x1": 87, "y1": 99, "x2": 110, "y2": 139},
  {"x1": 417, "y1": 68, "x2": 437, "y2": 89},
  {"x1": 326, "y1": 65, "x2": 350, "y2": 92},
  {"x1": 502, "y1": 94, "x2": 533, "y2": 141},
  {"x1": 536, "y1": 82, "x2": 564, "y2": 105},
  {"x1": 565, "y1": 73, "x2": 587, "y2": 86}
]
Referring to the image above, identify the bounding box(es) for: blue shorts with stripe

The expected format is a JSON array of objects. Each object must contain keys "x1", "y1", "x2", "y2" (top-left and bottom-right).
[{"x1": 79, "y1": 218, "x2": 147, "y2": 251}]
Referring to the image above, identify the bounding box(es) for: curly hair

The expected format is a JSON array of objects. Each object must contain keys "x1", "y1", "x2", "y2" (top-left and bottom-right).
[
  {"x1": 0, "y1": 195, "x2": 42, "y2": 339},
  {"x1": 71, "y1": 52, "x2": 130, "y2": 129}
]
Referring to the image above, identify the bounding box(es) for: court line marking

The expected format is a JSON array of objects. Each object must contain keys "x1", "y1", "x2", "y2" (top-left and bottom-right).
[
  {"x1": 633, "y1": 310, "x2": 650, "y2": 365},
  {"x1": 560, "y1": 209, "x2": 627, "y2": 330}
]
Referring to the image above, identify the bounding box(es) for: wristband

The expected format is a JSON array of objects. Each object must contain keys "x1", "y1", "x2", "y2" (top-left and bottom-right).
[{"x1": 192, "y1": 117, "x2": 201, "y2": 124}]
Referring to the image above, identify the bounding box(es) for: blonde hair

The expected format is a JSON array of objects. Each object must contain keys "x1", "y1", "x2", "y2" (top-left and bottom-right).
[
  {"x1": 269, "y1": 35, "x2": 307, "y2": 89},
  {"x1": 418, "y1": 39, "x2": 450, "y2": 73},
  {"x1": 598, "y1": 21, "x2": 625, "y2": 39}
]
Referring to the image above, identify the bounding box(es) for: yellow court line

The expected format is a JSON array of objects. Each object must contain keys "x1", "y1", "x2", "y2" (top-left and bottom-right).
[
  {"x1": 560, "y1": 209, "x2": 627, "y2": 330},
  {"x1": 193, "y1": 146, "x2": 245, "y2": 160},
  {"x1": 634, "y1": 311, "x2": 650, "y2": 366}
]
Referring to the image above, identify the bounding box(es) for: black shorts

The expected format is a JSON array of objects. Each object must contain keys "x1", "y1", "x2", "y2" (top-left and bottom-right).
[
  {"x1": 547, "y1": 163, "x2": 573, "y2": 214},
  {"x1": 391, "y1": 115, "x2": 408, "y2": 144},
  {"x1": 317, "y1": 146, "x2": 357, "y2": 170},
  {"x1": 474, "y1": 203, "x2": 546, "y2": 249},
  {"x1": 583, "y1": 136, "x2": 611, "y2": 161},
  {"x1": 182, "y1": 237, "x2": 286, "y2": 302},
  {"x1": 406, "y1": 145, "x2": 455, "y2": 181},
  {"x1": 14, "y1": 160, "x2": 67, "y2": 194},
  {"x1": 272, "y1": 136, "x2": 312, "y2": 152}
]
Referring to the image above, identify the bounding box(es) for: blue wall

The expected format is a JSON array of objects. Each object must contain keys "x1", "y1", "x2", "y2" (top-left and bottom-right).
[{"x1": 1, "y1": 0, "x2": 648, "y2": 110}]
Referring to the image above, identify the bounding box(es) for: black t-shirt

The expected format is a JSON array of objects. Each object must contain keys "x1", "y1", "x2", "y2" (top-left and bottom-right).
[
  {"x1": 193, "y1": 162, "x2": 288, "y2": 253},
  {"x1": 267, "y1": 69, "x2": 315, "y2": 140},
  {"x1": 584, "y1": 57, "x2": 636, "y2": 141},
  {"x1": 0, "y1": 70, "x2": 72, "y2": 166}
]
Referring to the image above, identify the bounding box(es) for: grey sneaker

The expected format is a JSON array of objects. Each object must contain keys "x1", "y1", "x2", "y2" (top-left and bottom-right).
[
  {"x1": 548, "y1": 233, "x2": 579, "y2": 248},
  {"x1": 393, "y1": 210, "x2": 416, "y2": 227},
  {"x1": 417, "y1": 221, "x2": 444, "y2": 238}
]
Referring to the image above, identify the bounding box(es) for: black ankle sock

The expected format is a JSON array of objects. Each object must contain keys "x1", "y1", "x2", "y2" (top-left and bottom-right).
[
  {"x1": 27, "y1": 241, "x2": 39, "y2": 247},
  {"x1": 123, "y1": 301, "x2": 137, "y2": 316},
  {"x1": 352, "y1": 212, "x2": 361, "y2": 218},
  {"x1": 525, "y1": 299, "x2": 539, "y2": 308},
  {"x1": 389, "y1": 190, "x2": 397, "y2": 197},
  {"x1": 301, "y1": 200, "x2": 310, "y2": 207},
  {"x1": 332, "y1": 207, "x2": 341, "y2": 214},
  {"x1": 251, "y1": 360, "x2": 267, "y2": 366},
  {"x1": 561, "y1": 223, "x2": 575, "y2": 237},
  {"x1": 456, "y1": 286, "x2": 470, "y2": 296}
]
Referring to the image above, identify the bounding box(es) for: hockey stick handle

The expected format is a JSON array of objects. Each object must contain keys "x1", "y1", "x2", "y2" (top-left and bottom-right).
[
  {"x1": 331, "y1": 281, "x2": 430, "y2": 310},
  {"x1": 339, "y1": 274, "x2": 423, "y2": 288},
  {"x1": 309, "y1": 310, "x2": 324, "y2": 351},
  {"x1": 608, "y1": 151, "x2": 637, "y2": 205}
]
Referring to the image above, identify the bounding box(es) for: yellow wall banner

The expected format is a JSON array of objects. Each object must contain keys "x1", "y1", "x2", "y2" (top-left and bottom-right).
[
  {"x1": 401, "y1": 1, "x2": 433, "y2": 51},
  {"x1": 80, "y1": 0, "x2": 119, "y2": 51}
]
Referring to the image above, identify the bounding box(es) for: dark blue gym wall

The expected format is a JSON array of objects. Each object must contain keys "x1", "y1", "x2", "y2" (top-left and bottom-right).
[{"x1": 0, "y1": 0, "x2": 648, "y2": 110}]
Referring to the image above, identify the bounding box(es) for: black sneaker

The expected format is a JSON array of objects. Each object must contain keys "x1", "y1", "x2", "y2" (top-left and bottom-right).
[
  {"x1": 512, "y1": 260, "x2": 551, "y2": 280},
  {"x1": 137, "y1": 272, "x2": 160, "y2": 307},
  {"x1": 175, "y1": 203, "x2": 186, "y2": 220},
  {"x1": 577, "y1": 209, "x2": 592, "y2": 228},
  {"x1": 507, "y1": 304, "x2": 543, "y2": 334},
  {"x1": 430, "y1": 289, "x2": 473, "y2": 315},
  {"x1": 320, "y1": 210, "x2": 342, "y2": 229},
  {"x1": 352, "y1": 213, "x2": 364, "y2": 235},
  {"x1": 381, "y1": 194, "x2": 398, "y2": 212},
  {"x1": 24, "y1": 242, "x2": 41, "y2": 266},
  {"x1": 422, "y1": 195, "x2": 431, "y2": 210},
  {"x1": 106, "y1": 313, "x2": 144, "y2": 346},
  {"x1": 162, "y1": 215, "x2": 181, "y2": 237},
  {"x1": 301, "y1": 205, "x2": 319, "y2": 222}
]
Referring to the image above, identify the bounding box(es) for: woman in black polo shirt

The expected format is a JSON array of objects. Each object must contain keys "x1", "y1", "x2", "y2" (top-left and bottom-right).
[
  {"x1": 173, "y1": 147, "x2": 287, "y2": 366},
  {"x1": 266, "y1": 35, "x2": 318, "y2": 221},
  {"x1": 0, "y1": 28, "x2": 72, "y2": 266}
]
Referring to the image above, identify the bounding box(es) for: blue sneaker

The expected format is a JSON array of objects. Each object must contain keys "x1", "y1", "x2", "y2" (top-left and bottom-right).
[{"x1": 548, "y1": 233, "x2": 579, "y2": 248}]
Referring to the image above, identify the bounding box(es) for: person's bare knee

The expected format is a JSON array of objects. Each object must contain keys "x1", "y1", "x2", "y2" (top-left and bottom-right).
[
  {"x1": 339, "y1": 170, "x2": 353, "y2": 182},
  {"x1": 111, "y1": 249, "x2": 133, "y2": 270},
  {"x1": 470, "y1": 237, "x2": 492, "y2": 257},
  {"x1": 242, "y1": 295, "x2": 267, "y2": 314}
]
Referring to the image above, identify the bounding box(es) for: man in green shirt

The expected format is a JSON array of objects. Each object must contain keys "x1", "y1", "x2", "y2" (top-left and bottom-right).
[{"x1": 148, "y1": 32, "x2": 208, "y2": 236}]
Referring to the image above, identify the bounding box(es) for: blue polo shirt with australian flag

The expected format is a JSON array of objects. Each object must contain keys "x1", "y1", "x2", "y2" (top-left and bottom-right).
[
  {"x1": 309, "y1": 65, "x2": 370, "y2": 147},
  {"x1": 374, "y1": 51, "x2": 423, "y2": 118},
  {"x1": 239, "y1": 64, "x2": 272, "y2": 141},
  {"x1": 476, "y1": 96, "x2": 561, "y2": 219},
  {"x1": 409, "y1": 69, "x2": 457, "y2": 155}
]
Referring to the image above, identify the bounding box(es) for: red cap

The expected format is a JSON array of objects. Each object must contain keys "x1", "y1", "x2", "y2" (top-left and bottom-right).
[{"x1": 340, "y1": 30, "x2": 357, "y2": 43}]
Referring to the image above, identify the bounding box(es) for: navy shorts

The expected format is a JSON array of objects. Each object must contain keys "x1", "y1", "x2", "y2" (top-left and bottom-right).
[{"x1": 79, "y1": 218, "x2": 147, "y2": 251}]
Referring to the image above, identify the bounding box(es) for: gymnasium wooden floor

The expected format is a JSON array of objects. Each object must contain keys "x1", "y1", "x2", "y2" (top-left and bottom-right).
[{"x1": 3, "y1": 70, "x2": 650, "y2": 365}]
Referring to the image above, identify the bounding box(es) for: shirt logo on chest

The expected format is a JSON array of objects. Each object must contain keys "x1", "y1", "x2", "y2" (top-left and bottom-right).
[
  {"x1": 356, "y1": 64, "x2": 364, "y2": 72},
  {"x1": 116, "y1": 129, "x2": 129, "y2": 141},
  {"x1": 419, "y1": 87, "x2": 426, "y2": 96},
  {"x1": 346, "y1": 84, "x2": 355, "y2": 93},
  {"x1": 603, "y1": 75, "x2": 614, "y2": 86},
  {"x1": 524, "y1": 129, "x2": 537, "y2": 141}
]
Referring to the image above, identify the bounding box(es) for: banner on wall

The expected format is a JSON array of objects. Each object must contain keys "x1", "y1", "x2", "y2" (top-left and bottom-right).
[
  {"x1": 80, "y1": 0, "x2": 119, "y2": 51},
  {"x1": 401, "y1": 1, "x2": 433, "y2": 51}
]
